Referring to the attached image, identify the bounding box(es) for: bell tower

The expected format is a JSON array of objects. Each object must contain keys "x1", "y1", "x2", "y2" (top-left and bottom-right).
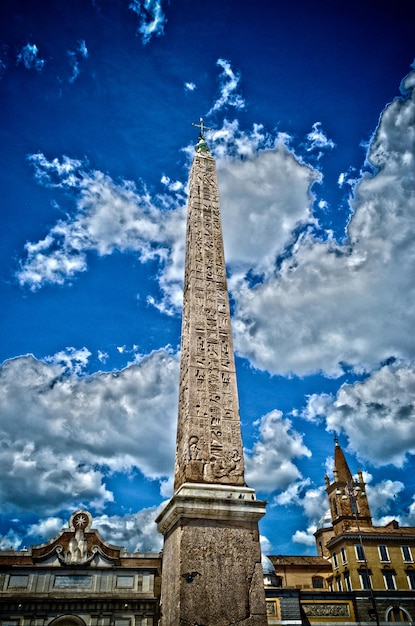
[
  {"x1": 156, "y1": 121, "x2": 267, "y2": 625},
  {"x1": 325, "y1": 438, "x2": 372, "y2": 535}
]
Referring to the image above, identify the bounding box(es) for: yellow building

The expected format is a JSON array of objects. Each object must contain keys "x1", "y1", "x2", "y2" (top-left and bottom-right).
[
  {"x1": 265, "y1": 440, "x2": 415, "y2": 625},
  {"x1": 315, "y1": 438, "x2": 415, "y2": 597}
]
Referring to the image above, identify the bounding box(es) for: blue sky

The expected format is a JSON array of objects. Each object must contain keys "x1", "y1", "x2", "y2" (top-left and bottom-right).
[{"x1": 1, "y1": 0, "x2": 415, "y2": 555}]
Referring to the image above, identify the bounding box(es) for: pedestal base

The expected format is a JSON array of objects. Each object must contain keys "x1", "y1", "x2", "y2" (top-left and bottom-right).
[{"x1": 156, "y1": 483, "x2": 268, "y2": 626}]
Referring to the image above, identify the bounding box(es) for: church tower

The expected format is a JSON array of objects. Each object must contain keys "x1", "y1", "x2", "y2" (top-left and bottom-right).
[
  {"x1": 156, "y1": 122, "x2": 267, "y2": 625},
  {"x1": 325, "y1": 438, "x2": 372, "y2": 535}
]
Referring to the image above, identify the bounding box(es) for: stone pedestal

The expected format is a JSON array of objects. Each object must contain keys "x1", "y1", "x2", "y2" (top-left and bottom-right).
[{"x1": 156, "y1": 483, "x2": 268, "y2": 625}]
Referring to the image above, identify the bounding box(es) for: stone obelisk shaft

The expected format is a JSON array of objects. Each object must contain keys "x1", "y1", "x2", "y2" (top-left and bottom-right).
[
  {"x1": 156, "y1": 131, "x2": 267, "y2": 626},
  {"x1": 174, "y1": 142, "x2": 244, "y2": 490}
]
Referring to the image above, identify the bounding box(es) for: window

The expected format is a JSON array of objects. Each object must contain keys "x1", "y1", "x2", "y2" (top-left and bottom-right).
[
  {"x1": 379, "y1": 545, "x2": 390, "y2": 562},
  {"x1": 344, "y1": 573, "x2": 352, "y2": 591},
  {"x1": 332, "y1": 499, "x2": 338, "y2": 516},
  {"x1": 406, "y1": 570, "x2": 415, "y2": 590},
  {"x1": 336, "y1": 577, "x2": 343, "y2": 591},
  {"x1": 340, "y1": 546, "x2": 347, "y2": 564},
  {"x1": 383, "y1": 571, "x2": 396, "y2": 590},
  {"x1": 332, "y1": 552, "x2": 338, "y2": 568},
  {"x1": 401, "y1": 545, "x2": 413, "y2": 563},
  {"x1": 116, "y1": 575, "x2": 134, "y2": 588},
  {"x1": 312, "y1": 576, "x2": 324, "y2": 589},
  {"x1": 387, "y1": 606, "x2": 411, "y2": 622},
  {"x1": 8, "y1": 575, "x2": 29, "y2": 588},
  {"x1": 359, "y1": 571, "x2": 372, "y2": 589},
  {"x1": 355, "y1": 544, "x2": 366, "y2": 561}
]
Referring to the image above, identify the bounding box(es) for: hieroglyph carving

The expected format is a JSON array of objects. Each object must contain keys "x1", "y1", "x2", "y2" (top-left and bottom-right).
[{"x1": 174, "y1": 152, "x2": 245, "y2": 489}]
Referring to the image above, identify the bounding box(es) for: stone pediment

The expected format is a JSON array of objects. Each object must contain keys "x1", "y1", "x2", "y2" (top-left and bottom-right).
[{"x1": 31, "y1": 510, "x2": 123, "y2": 567}]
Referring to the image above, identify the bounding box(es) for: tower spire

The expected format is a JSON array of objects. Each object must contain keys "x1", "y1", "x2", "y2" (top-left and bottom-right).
[
  {"x1": 325, "y1": 438, "x2": 372, "y2": 534},
  {"x1": 333, "y1": 436, "x2": 353, "y2": 485}
]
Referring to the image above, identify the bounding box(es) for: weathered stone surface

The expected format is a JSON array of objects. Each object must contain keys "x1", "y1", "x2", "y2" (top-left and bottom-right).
[
  {"x1": 161, "y1": 518, "x2": 267, "y2": 625},
  {"x1": 174, "y1": 150, "x2": 244, "y2": 491}
]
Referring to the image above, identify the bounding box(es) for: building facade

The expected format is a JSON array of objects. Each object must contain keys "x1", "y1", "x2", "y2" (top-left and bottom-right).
[
  {"x1": 0, "y1": 511, "x2": 161, "y2": 626},
  {"x1": 315, "y1": 439, "x2": 415, "y2": 597}
]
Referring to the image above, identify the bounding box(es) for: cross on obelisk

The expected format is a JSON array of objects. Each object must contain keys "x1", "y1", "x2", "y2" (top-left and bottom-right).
[{"x1": 192, "y1": 116, "x2": 212, "y2": 138}]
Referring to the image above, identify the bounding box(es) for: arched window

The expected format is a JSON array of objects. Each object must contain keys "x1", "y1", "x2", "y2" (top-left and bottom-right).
[
  {"x1": 48, "y1": 616, "x2": 87, "y2": 626},
  {"x1": 386, "y1": 606, "x2": 412, "y2": 622}
]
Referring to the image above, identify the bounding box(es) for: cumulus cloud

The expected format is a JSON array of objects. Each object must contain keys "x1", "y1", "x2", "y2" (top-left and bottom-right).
[
  {"x1": 231, "y1": 71, "x2": 415, "y2": 376},
  {"x1": 18, "y1": 121, "x2": 318, "y2": 317},
  {"x1": 184, "y1": 81, "x2": 196, "y2": 92},
  {"x1": 304, "y1": 361, "x2": 415, "y2": 468},
  {"x1": 45, "y1": 346, "x2": 92, "y2": 375},
  {"x1": 25, "y1": 507, "x2": 165, "y2": 553},
  {"x1": 208, "y1": 58, "x2": 246, "y2": 114},
  {"x1": 272, "y1": 482, "x2": 327, "y2": 549},
  {"x1": 92, "y1": 506, "x2": 165, "y2": 552},
  {"x1": 17, "y1": 43, "x2": 45, "y2": 71},
  {"x1": 0, "y1": 529, "x2": 24, "y2": 551},
  {"x1": 17, "y1": 154, "x2": 186, "y2": 309},
  {"x1": 129, "y1": 0, "x2": 167, "y2": 44},
  {"x1": 18, "y1": 69, "x2": 415, "y2": 384},
  {"x1": 292, "y1": 528, "x2": 317, "y2": 547},
  {"x1": 212, "y1": 121, "x2": 319, "y2": 275},
  {"x1": 245, "y1": 410, "x2": 311, "y2": 492},
  {"x1": 366, "y1": 478, "x2": 405, "y2": 523},
  {"x1": 0, "y1": 349, "x2": 179, "y2": 515}
]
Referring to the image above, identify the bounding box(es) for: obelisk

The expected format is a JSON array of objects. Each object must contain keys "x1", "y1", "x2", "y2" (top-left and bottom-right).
[{"x1": 156, "y1": 121, "x2": 267, "y2": 625}]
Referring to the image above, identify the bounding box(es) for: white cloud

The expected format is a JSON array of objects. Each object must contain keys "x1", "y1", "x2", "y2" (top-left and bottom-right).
[
  {"x1": 208, "y1": 58, "x2": 246, "y2": 114},
  {"x1": 214, "y1": 124, "x2": 319, "y2": 275},
  {"x1": 18, "y1": 70, "x2": 415, "y2": 383},
  {"x1": 27, "y1": 508, "x2": 165, "y2": 553},
  {"x1": 273, "y1": 479, "x2": 311, "y2": 507},
  {"x1": 298, "y1": 486, "x2": 328, "y2": 522},
  {"x1": 27, "y1": 517, "x2": 65, "y2": 541},
  {"x1": 260, "y1": 534, "x2": 273, "y2": 554},
  {"x1": 17, "y1": 117, "x2": 317, "y2": 317},
  {"x1": 245, "y1": 410, "x2": 311, "y2": 492},
  {"x1": 98, "y1": 350, "x2": 109, "y2": 363},
  {"x1": 129, "y1": 0, "x2": 167, "y2": 44},
  {"x1": 0, "y1": 529, "x2": 24, "y2": 550},
  {"x1": 305, "y1": 361, "x2": 415, "y2": 468},
  {"x1": 93, "y1": 507, "x2": 165, "y2": 552},
  {"x1": 292, "y1": 528, "x2": 317, "y2": 547},
  {"x1": 184, "y1": 81, "x2": 196, "y2": 92},
  {"x1": 17, "y1": 154, "x2": 186, "y2": 301},
  {"x1": 67, "y1": 40, "x2": 88, "y2": 83},
  {"x1": 231, "y1": 71, "x2": 415, "y2": 376},
  {"x1": 366, "y1": 478, "x2": 405, "y2": 522},
  {"x1": 45, "y1": 346, "x2": 92, "y2": 375},
  {"x1": 0, "y1": 349, "x2": 179, "y2": 514},
  {"x1": 78, "y1": 40, "x2": 88, "y2": 58},
  {"x1": 17, "y1": 43, "x2": 45, "y2": 71},
  {"x1": 305, "y1": 122, "x2": 335, "y2": 154}
]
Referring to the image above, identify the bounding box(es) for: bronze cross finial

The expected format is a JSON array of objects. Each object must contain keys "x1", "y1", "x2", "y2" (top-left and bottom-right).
[{"x1": 192, "y1": 117, "x2": 212, "y2": 138}]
